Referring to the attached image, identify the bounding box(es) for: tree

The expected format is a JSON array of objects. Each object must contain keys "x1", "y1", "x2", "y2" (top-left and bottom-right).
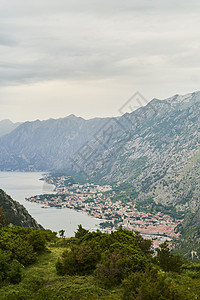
[
  {"x1": 157, "y1": 242, "x2": 183, "y2": 273},
  {"x1": 75, "y1": 225, "x2": 89, "y2": 239},
  {"x1": 0, "y1": 206, "x2": 9, "y2": 228},
  {"x1": 134, "y1": 231, "x2": 153, "y2": 255},
  {"x1": 59, "y1": 229, "x2": 65, "y2": 238}
]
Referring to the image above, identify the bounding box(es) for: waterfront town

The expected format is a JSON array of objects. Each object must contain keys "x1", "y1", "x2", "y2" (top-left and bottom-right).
[{"x1": 26, "y1": 174, "x2": 181, "y2": 249}]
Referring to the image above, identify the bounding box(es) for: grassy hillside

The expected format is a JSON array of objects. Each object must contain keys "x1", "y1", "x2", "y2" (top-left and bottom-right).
[
  {"x1": 1, "y1": 225, "x2": 200, "y2": 299},
  {"x1": 0, "y1": 246, "x2": 120, "y2": 300}
]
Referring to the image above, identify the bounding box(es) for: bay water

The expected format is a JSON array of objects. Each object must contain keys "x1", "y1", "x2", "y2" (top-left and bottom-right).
[{"x1": 0, "y1": 172, "x2": 101, "y2": 236}]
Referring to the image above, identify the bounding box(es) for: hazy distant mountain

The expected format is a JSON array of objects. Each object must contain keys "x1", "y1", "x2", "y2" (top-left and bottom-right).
[
  {"x1": 0, "y1": 114, "x2": 109, "y2": 171},
  {"x1": 0, "y1": 119, "x2": 21, "y2": 137}
]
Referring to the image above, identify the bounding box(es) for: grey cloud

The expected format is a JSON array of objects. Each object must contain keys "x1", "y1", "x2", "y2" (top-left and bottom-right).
[
  {"x1": 0, "y1": 33, "x2": 17, "y2": 47},
  {"x1": 0, "y1": 0, "x2": 199, "y2": 113},
  {"x1": 1, "y1": 0, "x2": 200, "y2": 19},
  {"x1": 1, "y1": 5, "x2": 199, "y2": 86}
]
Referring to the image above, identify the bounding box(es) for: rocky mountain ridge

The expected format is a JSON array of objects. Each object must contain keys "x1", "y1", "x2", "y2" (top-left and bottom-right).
[
  {"x1": 97, "y1": 95, "x2": 199, "y2": 213},
  {"x1": 0, "y1": 92, "x2": 199, "y2": 215},
  {"x1": 0, "y1": 115, "x2": 109, "y2": 171}
]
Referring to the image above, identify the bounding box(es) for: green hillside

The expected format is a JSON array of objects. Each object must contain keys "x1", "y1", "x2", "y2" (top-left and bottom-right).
[
  {"x1": 0, "y1": 189, "x2": 42, "y2": 228},
  {"x1": 175, "y1": 207, "x2": 200, "y2": 258},
  {"x1": 1, "y1": 223, "x2": 200, "y2": 299}
]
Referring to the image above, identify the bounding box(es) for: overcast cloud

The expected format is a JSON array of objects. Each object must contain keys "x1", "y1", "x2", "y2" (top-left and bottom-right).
[{"x1": 0, "y1": 0, "x2": 200, "y2": 122}]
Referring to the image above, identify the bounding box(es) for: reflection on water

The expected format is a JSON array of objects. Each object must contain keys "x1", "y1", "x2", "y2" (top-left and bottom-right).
[{"x1": 0, "y1": 172, "x2": 101, "y2": 236}]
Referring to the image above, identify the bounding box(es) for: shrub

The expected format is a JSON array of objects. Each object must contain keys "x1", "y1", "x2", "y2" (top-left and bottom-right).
[
  {"x1": 28, "y1": 230, "x2": 46, "y2": 252},
  {"x1": 157, "y1": 242, "x2": 183, "y2": 273},
  {"x1": 56, "y1": 243, "x2": 100, "y2": 275},
  {"x1": 94, "y1": 245, "x2": 147, "y2": 287},
  {"x1": 0, "y1": 251, "x2": 22, "y2": 285},
  {"x1": 7, "y1": 259, "x2": 22, "y2": 284},
  {"x1": 122, "y1": 269, "x2": 186, "y2": 299},
  {"x1": 94, "y1": 250, "x2": 124, "y2": 287}
]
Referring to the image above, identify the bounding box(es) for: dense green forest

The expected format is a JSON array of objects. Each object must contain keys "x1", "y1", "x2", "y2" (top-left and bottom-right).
[{"x1": 1, "y1": 204, "x2": 200, "y2": 300}]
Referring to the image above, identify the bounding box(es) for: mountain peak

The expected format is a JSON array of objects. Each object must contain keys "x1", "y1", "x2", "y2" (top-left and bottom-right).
[
  {"x1": 68, "y1": 114, "x2": 76, "y2": 118},
  {"x1": 0, "y1": 119, "x2": 13, "y2": 125},
  {"x1": 165, "y1": 91, "x2": 200, "y2": 104},
  {"x1": 66, "y1": 114, "x2": 85, "y2": 121}
]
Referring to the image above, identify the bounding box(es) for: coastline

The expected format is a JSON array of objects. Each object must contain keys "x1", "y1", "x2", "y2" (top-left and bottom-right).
[{"x1": 25, "y1": 174, "x2": 181, "y2": 249}]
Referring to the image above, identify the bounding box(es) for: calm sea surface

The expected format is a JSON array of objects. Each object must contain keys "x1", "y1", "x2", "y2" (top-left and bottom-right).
[{"x1": 0, "y1": 172, "x2": 101, "y2": 236}]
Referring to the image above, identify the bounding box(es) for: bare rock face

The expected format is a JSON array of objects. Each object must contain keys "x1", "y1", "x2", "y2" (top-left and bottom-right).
[{"x1": 0, "y1": 189, "x2": 42, "y2": 228}]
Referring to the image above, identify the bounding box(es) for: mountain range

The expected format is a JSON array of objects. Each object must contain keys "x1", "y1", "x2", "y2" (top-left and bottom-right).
[
  {"x1": 0, "y1": 92, "x2": 199, "y2": 211},
  {"x1": 0, "y1": 91, "x2": 199, "y2": 255},
  {"x1": 0, "y1": 119, "x2": 21, "y2": 137},
  {"x1": 0, "y1": 114, "x2": 109, "y2": 171}
]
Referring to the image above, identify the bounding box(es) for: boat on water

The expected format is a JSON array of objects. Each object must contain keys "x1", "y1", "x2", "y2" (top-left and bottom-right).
[{"x1": 41, "y1": 205, "x2": 51, "y2": 208}]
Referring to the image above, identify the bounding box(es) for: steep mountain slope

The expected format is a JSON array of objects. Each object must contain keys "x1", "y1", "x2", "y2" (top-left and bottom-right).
[
  {"x1": 0, "y1": 115, "x2": 109, "y2": 171},
  {"x1": 79, "y1": 92, "x2": 199, "y2": 214},
  {"x1": 0, "y1": 119, "x2": 21, "y2": 137},
  {"x1": 175, "y1": 208, "x2": 200, "y2": 257},
  {"x1": 0, "y1": 189, "x2": 42, "y2": 228}
]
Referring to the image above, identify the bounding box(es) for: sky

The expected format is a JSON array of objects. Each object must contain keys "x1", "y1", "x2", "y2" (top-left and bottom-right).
[{"x1": 0, "y1": 0, "x2": 200, "y2": 122}]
